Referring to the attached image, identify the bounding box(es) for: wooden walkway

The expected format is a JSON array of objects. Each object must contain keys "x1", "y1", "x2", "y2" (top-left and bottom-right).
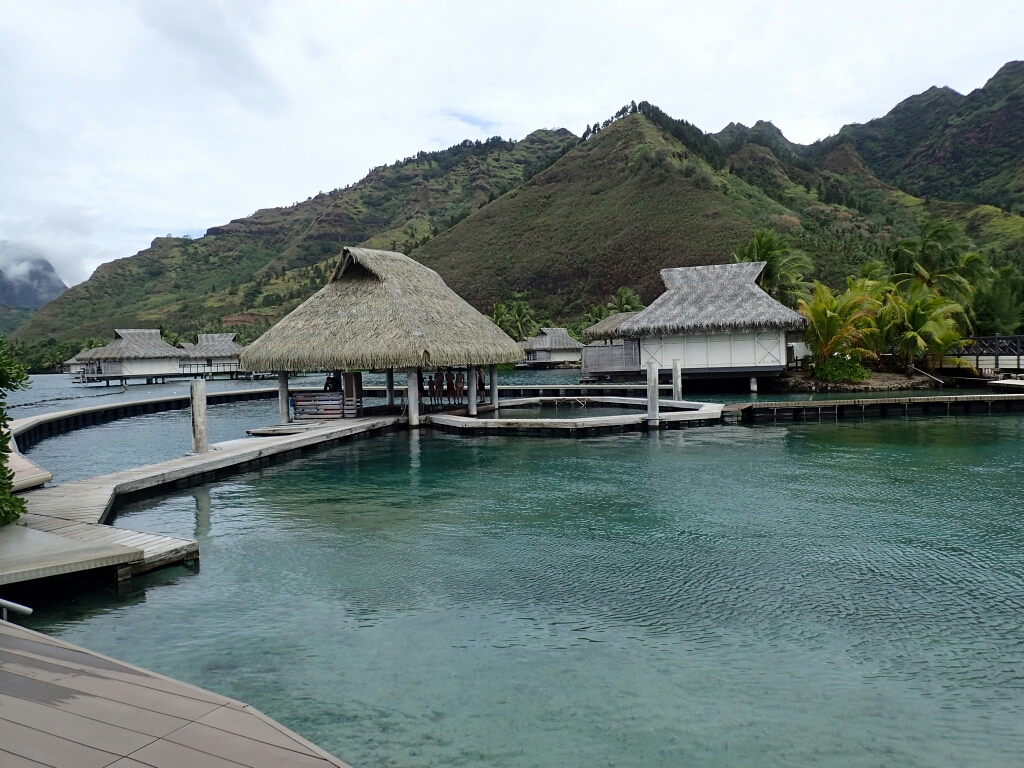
[
  {"x1": 0, "y1": 619, "x2": 350, "y2": 767},
  {"x1": 2, "y1": 415, "x2": 402, "y2": 587}
]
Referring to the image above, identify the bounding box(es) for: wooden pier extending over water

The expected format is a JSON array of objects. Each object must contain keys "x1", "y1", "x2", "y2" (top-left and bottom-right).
[
  {"x1": 728, "y1": 392, "x2": 1024, "y2": 423},
  {"x1": 3, "y1": 415, "x2": 402, "y2": 588}
]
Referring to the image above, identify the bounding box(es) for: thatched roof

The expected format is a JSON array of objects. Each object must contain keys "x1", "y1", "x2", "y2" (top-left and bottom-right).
[
  {"x1": 240, "y1": 247, "x2": 524, "y2": 371},
  {"x1": 185, "y1": 333, "x2": 243, "y2": 359},
  {"x1": 520, "y1": 327, "x2": 584, "y2": 352},
  {"x1": 76, "y1": 330, "x2": 185, "y2": 362},
  {"x1": 582, "y1": 312, "x2": 638, "y2": 341},
  {"x1": 614, "y1": 263, "x2": 806, "y2": 337}
]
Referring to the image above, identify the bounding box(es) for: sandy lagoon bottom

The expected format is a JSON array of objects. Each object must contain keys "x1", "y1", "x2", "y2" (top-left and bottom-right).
[{"x1": 21, "y1": 417, "x2": 1024, "y2": 767}]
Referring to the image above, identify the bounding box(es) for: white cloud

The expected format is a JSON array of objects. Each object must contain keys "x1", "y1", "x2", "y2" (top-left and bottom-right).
[{"x1": 0, "y1": 0, "x2": 1021, "y2": 285}]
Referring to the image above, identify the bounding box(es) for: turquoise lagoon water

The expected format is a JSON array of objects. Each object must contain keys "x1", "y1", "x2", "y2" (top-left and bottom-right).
[{"x1": 19, "y1": 416, "x2": 1024, "y2": 767}]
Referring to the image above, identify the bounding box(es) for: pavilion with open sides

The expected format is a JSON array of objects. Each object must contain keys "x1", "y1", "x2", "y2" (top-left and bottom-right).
[{"x1": 239, "y1": 247, "x2": 524, "y2": 426}]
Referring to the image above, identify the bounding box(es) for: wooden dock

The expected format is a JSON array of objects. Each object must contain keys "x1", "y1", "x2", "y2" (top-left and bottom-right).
[
  {"x1": 731, "y1": 392, "x2": 1024, "y2": 423},
  {"x1": 0, "y1": 619, "x2": 351, "y2": 767},
  {"x1": 427, "y1": 397, "x2": 723, "y2": 436},
  {"x1": 2, "y1": 415, "x2": 402, "y2": 587}
]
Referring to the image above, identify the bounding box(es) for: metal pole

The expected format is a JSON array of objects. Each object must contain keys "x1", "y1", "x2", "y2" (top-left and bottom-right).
[
  {"x1": 407, "y1": 367, "x2": 420, "y2": 427},
  {"x1": 190, "y1": 378, "x2": 208, "y2": 453},
  {"x1": 489, "y1": 364, "x2": 498, "y2": 409},
  {"x1": 467, "y1": 365, "x2": 478, "y2": 416},
  {"x1": 278, "y1": 371, "x2": 290, "y2": 424},
  {"x1": 386, "y1": 368, "x2": 395, "y2": 407},
  {"x1": 647, "y1": 361, "x2": 660, "y2": 427},
  {"x1": 672, "y1": 359, "x2": 682, "y2": 402},
  {"x1": 0, "y1": 597, "x2": 33, "y2": 622}
]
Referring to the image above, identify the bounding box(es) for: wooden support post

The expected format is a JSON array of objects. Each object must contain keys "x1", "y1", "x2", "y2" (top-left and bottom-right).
[
  {"x1": 489, "y1": 364, "x2": 498, "y2": 409},
  {"x1": 647, "y1": 361, "x2": 660, "y2": 427},
  {"x1": 750, "y1": 376, "x2": 758, "y2": 393},
  {"x1": 190, "y1": 378, "x2": 208, "y2": 454},
  {"x1": 407, "y1": 367, "x2": 420, "y2": 427},
  {"x1": 278, "y1": 371, "x2": 291, "y2": 424},
  {"x1": 468, "y1": 365, "x2": 478, "y2": 416},
  {"x1": 672, "y1": 359, "x2": 682, "y2": 402},
  {"x1": 386, "y1": 368, "x2": 395, "y2": 407}
]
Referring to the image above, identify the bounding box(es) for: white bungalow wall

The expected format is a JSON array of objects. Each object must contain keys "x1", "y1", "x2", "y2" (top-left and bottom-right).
[
  {"x1": 121, "y1": 358, "x2": 184, "y2": 376},
  {"x1": 639, "y1": 331, "x2": 787, "y2": 372}
]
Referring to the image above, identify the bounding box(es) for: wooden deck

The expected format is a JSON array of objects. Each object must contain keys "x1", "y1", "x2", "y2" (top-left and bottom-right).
[
  {"x1": 2, "y1": 415, "x2": 402, "y2": 587},
  {"x1": 0, "y1": 619, "x2": 350, "y2": 767}
]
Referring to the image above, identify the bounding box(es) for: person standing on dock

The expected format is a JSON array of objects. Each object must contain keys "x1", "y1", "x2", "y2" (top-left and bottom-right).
[
  {"x1": 478, "y1": 367, "x2": 487, "y2": 403},
  {"x1": 455, "y1": 370, "x2": 465, "y2": 404},
  {"x1": 445, "y1": 369, "x2": 456, "y2": 405}
]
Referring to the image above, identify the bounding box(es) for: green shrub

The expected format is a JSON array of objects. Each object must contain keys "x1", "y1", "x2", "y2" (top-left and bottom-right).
[
  {"x1": 813, "y1": 353, "x2": 871, "y2": 383},
  {"x1": 0, "y1": 335, "x2": 28, "y2": 526}
]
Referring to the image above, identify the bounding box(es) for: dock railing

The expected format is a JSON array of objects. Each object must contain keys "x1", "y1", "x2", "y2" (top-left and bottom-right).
[
  {"x1": 0, "y1": 597, "x2": 32, "y2": 622},
  {"x1": 950, "y1": 334, "x2": 1024, "y2": 370}
]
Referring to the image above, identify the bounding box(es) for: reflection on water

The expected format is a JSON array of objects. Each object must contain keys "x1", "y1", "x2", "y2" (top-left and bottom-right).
[{"x1": 20, "y1": 416, "x2": 1024, "y2": 767}]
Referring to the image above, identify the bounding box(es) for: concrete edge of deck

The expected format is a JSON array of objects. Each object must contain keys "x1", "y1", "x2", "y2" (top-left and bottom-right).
[{"x1": 0, "y1": 619, "x2": 353, "y2": 767}]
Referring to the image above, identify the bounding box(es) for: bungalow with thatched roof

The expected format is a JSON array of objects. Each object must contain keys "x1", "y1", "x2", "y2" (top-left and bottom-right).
[
  {"x1": 518, "y1": 327, "x2": 584, "y2": 368},
  {"x1": 582, "y1": 262, "x2": 806, "y2": 383},
  {"x1": 72, "y1": 330, "x2": 186, "y2": 384},
  {"x1": 179, "y1": 333, "x2": 245, "y2": 376},
  {"x1": 240, "y1": 247, "x2": 524, "y2": 425}
]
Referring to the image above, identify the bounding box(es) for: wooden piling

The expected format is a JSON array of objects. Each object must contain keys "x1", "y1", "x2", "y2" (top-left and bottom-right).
[
  {"x1": 278, "y1": 371, "x2": 290, "y2": 424},
  {"x1": 647, "y1": 361, "x2": 661, "y2": 426},
  {"x1": 190, "y1": 378, "x2": 208, "y2": 454}
]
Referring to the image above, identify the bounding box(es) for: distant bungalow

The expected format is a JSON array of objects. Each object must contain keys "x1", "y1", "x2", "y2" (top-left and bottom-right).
[
  {"x1": 518, "y1": 327, "x2": 584, "y2": 368},
  {"x1": 178, "y1": 333, "x2": 245, "y2": 376},
  {"x1": 69, "y1": 329, "x2": 245, "y2": 384},
  {"x1": 582, "y1": 262, "x2": 806, "y2": 385}
]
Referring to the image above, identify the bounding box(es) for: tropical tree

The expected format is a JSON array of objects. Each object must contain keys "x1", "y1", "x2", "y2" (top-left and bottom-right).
[
  {"x1": 732, "y1": 228, "x2": 813, "y2": 309},
  {"x1": 799, "y1": 282, "x2": 878, "y2": 362},
  {"x1": 491, "y1": 302, "x2": 515, "y2": 339},
  {"x1": 607, "y1": 287, "x2": 645, "y2": 313},
  {"x1": 874, "y1": 288, "x2": 965, "y2": 371},
  {"x1": 583, "y1": 304, "x2": 612, "y2": 325},
  {"x1": 508, "y1": 299, "x2": 540, "y2": 342},
  {"x1": 887, "y1": 219, "x2": 991, "y2": 311},
  {"x1": 0, "y1": 335, "x2": 28, "y2": 526}
]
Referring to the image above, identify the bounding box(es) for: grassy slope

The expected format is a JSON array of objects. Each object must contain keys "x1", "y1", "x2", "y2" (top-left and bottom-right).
[
  {"x1": 0, "y1": 304, "x2": 34, "y2": 336},
  {"x1": 13, "y1": 130, "x2": 571, "y2": 342},
  {"x1": 414, "y1": 115, "x2": 789, "y2": 316}
]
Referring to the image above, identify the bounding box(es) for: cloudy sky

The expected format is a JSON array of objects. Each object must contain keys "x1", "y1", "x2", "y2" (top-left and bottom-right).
[{"x1": 1, "y1": 1, "x2": 1021, "y2": 286}]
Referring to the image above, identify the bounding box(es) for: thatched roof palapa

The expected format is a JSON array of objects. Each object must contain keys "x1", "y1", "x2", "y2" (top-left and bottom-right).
[
  {"x1": 240, "y1": 247, "x2": 524, "y2": 371},
  {"x1": 520, "y1": 327, "x2": 584, "y2": 352},
  {"x1": 184, "y1": 333, "x2": 244, "y2": 359},
  {"x1": 75, "y1": 330, "x2": 185, "y2": 362},
  {"x1": 613, "y1": 262, "x2": 806, "y2": 337},
  {"x1": 582, "y1": 312, "x2": 639, "y2": 341}
]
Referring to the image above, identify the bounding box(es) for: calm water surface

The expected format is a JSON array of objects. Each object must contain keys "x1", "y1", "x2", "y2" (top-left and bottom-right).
[{"x1": 21, "y1": 416, "x2": 1024, "y2": 768}]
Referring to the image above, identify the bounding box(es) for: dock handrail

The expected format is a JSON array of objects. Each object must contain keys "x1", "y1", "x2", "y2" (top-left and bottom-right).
[
  {"x1": 0, "y1": 597, "x2": 33, "y2": 621},
  {"x1": 909, "y1": 365, "x2": 944, "y2": 385}
]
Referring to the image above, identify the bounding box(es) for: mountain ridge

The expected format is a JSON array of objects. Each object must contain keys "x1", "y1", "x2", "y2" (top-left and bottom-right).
[{"x1": 11, "y1": 61, "x2": 1024, "y2": 344}]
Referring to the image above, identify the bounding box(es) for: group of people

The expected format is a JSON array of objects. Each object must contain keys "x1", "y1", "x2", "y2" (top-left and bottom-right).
[{"x1": 425, "y1": 367, "x2": 487, "y2": 408}]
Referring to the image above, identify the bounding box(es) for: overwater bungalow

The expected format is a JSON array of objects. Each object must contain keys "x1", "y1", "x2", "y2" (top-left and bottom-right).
[
  {"x1": 518, "y1": 327, "x2": 584, "y2": 368},
  {"x1": 239, "y1": 247, "x2": 524, "y2": 425},
  {"x1": 581, "y1": 262, "x2": 806, "y2": 385},
  {"x1": 179, "y1": 332, "x2": 245, "y2": 376},
  {"x1": 72, "y1": 329, "x2": 186, "y2": 384}
]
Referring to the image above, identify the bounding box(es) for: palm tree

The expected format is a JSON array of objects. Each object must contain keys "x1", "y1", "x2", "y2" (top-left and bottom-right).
[
  {"x1": 508, "y1": 300, "x2": 539, "y2": 342},
  {"x1": 732, "y1": 228, "x2": 813, "y2": 309},
  {"x1": 607, "y1": 287, "x2": 645, "y2": 313},
  {"x1": 798, "y1": 282, "x2": 878, "y2": 363},
  {"x1": 491, "y1": 303, "x2": 515, "y2": 339},
  {"x1": 887, "y1": 219, "x2": 991, "y2": 309},
  {"x1": 874, "y1": 288, "x2": 964, "y2": 371}
]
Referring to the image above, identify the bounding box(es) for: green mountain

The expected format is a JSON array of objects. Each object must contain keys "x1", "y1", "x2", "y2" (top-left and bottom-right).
[
  {"x1": 821, "y1": 61, "x2": 1024, "y2": 213},
  {"x1": 13, "y1": 130, "x2": 572, "y2": 342},
  {"x1": 13, "y1": 62, "x2": 1024, "y2": 346}
]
